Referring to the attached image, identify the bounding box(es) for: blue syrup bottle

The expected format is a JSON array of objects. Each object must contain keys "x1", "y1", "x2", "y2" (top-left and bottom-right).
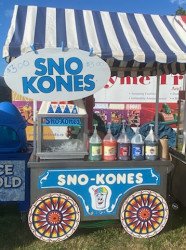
[{"x1": 131, "y1": 127, "x2": 144, "y2": 160}]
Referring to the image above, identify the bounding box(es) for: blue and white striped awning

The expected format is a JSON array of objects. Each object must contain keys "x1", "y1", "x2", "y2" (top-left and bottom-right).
[{"x1": 3, "y1": 5, "x2": 186, "y2": 76}]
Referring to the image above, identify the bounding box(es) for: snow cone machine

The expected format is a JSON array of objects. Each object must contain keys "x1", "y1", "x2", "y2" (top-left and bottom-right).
[{"x1": 36, "y1": 100, "x2": 88, "y2": 160}]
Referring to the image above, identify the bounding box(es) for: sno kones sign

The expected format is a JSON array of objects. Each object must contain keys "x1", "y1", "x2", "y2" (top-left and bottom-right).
[{"x1": 4, "y1": 48, "x2": 111, "y2": 101}]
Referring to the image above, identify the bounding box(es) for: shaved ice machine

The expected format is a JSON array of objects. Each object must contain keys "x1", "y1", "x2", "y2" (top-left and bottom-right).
[{"x1": 36, "y1": 100, "x2": 88, "y2": 159}]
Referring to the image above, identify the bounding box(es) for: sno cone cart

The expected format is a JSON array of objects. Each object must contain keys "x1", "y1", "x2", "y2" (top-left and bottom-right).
[{"x1": 2, "y1": 5, "x2": 186, "y2": 242}]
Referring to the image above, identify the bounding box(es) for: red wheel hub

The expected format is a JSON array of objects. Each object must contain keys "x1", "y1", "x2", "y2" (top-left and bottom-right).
[
  {"x1": 47, "y1": 211, "x2": 62, "y2": 225},
  {"x1": 138, "y1": 207, "x2": 151, "y2": 221}
]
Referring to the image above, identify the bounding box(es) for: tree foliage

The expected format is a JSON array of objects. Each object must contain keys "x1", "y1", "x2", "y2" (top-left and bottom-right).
[{"x1": 176, "y1": 7, "x2": 186, "y2": 15}]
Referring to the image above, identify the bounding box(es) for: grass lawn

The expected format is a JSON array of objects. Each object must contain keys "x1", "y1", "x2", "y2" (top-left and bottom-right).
[{"x1": 0, "y1": 205, "x2": 186, "y2": 250}]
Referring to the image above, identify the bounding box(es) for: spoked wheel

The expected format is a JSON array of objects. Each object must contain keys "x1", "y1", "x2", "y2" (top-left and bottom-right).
[
  {"x1": 120, "y1": 190, "x2": 169, "y2": 238},
  {"x1": 28, "y1": 193, "x2": 80, "y2": 242}
]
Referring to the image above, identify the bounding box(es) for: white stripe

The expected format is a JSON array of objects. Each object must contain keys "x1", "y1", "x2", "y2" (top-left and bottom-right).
[
  {"x1": 100, "y1": 11, "x2": 123, "y2": 60},
  {"x1": 168, "y1": 16, "x2": 186, "y2": 45},
  {"x1": 21, "y1": 5, "x2": 37, "y2": 54},
  {"x1": 175, "y1": 15, "x2": 186, "y2": 32},
  {"x1": 152, "y1": 15, "x2": 186, "y2": 62},
  {"x1": 65, "y1": 9, "x2": 79, "y2": 49},
  {"x1": 83, "y1": 10, "x2": 102, "y2": 56},
  {"x1": 45, "y1": 7, "x2": 57, "y2": 47},
  {"x1": 135, "y1": 14, "x2": 167, "y2": 63},
  {"x1": 117, "y1": 12, "x2": 146, "y2": 62},
  {"x1": 3, "y1": 5, "x2": 18, "y2": 58}
]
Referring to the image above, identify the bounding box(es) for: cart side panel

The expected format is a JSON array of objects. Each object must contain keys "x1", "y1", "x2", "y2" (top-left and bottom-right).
[
  {"x1": 29, "y1": 160, "x2": 173, "y2": 221},
  {"x1": 171, "y1": 155, "x2": 186, "y2": 206}
]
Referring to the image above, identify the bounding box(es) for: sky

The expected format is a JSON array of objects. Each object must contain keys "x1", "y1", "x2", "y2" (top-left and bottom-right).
[{"x1": 0, "y1": 0, "x2": 186, "y2": 76}]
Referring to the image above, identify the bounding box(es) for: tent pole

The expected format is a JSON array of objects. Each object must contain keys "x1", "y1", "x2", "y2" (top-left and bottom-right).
[
  {"x1": 182, "y1": 74, "x2": 186, "y2": 154},
  {"x1": 33, "y1": 100, "x2": 37, "y2": 157},
  {"x1": 154, "y1": 67, "x2": 160, "y2": 138}
]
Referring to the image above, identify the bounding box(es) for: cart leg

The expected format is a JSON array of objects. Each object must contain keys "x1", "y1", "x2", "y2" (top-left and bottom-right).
[
  {"x1": 120, "y1": 190, "x2": 169, "y2": 238},
  {"x1": 28, "y1": 193, "x2": 80, "y2": 242}
]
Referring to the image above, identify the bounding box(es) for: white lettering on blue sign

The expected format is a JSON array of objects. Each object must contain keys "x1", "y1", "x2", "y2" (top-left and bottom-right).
[
  {"x1": 0, "y1": 164, "x2": 22, "y2": 188},
  {"x1": 39, "y1": 168, "x2": 160, "y2": 217},
  {"x1": 0, "y1": 164, "x2": 13, "y2": 175},
  {"x1": 57, "y1": 173, "x2": 143, "y2": 186},
  {"x1": 42, "y1": 117, "x2": 81, "y2": 126}
]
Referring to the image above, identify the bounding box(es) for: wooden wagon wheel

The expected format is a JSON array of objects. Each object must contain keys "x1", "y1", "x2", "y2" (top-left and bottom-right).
[
  {"x1": 120, "y1": 190, "x2": 169, "y2": 238},
  {"x1": 28, "y1": 193, "x2": 80, "y2": 242}
]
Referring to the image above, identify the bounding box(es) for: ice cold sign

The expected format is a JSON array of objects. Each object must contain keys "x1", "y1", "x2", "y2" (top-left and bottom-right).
[
  {"x1": 4, "y1": 48, "x2": 111, "y2": 101},
  {"x1": 0, "y1": 164, "x2": 22, "y2": 188}
]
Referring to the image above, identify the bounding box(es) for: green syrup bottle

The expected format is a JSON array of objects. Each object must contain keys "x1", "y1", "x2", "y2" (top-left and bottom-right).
[{"x1": 89, "y1": 124, "x2": 102, "y2": 161}]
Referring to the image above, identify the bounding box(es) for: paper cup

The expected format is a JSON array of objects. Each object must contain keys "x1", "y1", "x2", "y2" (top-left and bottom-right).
[{"x1": 159, "y1": 139, "x2": 170, "y2": 160}]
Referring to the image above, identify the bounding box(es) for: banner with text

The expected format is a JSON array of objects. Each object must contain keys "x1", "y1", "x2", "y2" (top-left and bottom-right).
[{"x1": 94, "y1": 74, "x2": 184, "y2": 126}]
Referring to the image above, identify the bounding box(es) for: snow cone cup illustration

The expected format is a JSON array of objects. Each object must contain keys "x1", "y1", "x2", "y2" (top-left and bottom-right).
[
  {"x1": 94, "y1": 186, "x2": 108, "y2": 209},
  {"x1": 89, "y1": 185, "x2": 111, "y2": 211}
]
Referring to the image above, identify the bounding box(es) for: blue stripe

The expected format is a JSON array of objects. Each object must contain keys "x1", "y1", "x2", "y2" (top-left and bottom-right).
[
  {"x1": 34, "y1": 7, "x2": 46, "y2": 49},
  {"x1": 74, "y1": 10, "x2": 89, "y2": 51},
  {"x1": 160, "y1": 16, "x2": 186, "y2": 53},
  {"x1": 92, "y1": 11, "x2": 112, "y2": 58},
  {"x1": 127, "y1": 14, "x2": 156, "y2": 63},
  {"x1": 109, "y1": 12, "x2": 134, "y2": 61},
  {"x1": 56, "y1": 8, "x2": 67, "y2": 48},
  {"x1": 9, "y1": 5, "x2": 27, "y2": 57},
  {"x1": 144, "y1": 15, "x2": 177, "y2": 63}
]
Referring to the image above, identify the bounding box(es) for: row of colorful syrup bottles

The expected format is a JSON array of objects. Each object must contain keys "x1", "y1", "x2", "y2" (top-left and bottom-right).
[{"x1": 88, "y1": 121, "x2": 159, "y2": 161}]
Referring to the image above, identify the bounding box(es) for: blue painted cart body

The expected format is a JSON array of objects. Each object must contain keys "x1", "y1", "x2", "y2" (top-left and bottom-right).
[{"x1": 29, "y1": 159, "x2": 173, "y2": 220}]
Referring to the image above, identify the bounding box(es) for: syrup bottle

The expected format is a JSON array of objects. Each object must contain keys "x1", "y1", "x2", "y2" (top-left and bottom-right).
[
  {"x1": 89, "y1": 124, "x2": 102, "y2": 161},
  {"x1": 103, "y1": 122, "x2": 117, "y2": 161},
  {"x1": 144, "y1": 124, "x2": 158, "y2": 160},
  {"x1": 131, "y1": 127, "x2": 144, "y2": 160},
  {"x1": 117, "y1": 120, "x2": 131, "y2": 160}
]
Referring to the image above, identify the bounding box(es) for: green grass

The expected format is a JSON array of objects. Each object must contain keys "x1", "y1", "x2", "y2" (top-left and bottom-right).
[{"x1": 0, "y1": 205, "x2": 186, "y2": 250}]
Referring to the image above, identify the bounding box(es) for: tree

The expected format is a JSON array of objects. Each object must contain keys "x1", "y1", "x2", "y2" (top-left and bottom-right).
[{"x1": 176, "y1": 7, "x2": 186, "y2": 15}]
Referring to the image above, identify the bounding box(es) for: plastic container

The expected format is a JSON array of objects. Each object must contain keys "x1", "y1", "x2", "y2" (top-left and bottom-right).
[
  {"x1": 89, "y1": 124, "x2": 102, "y2": 161},
  {"x1": 144, "y1": 124, "x2": 158, "y2": 160},
  {"x1": 117, "y1": 120, "x2": 131, "y2": 160},
  {"x1": 177, "y1": 130, "x2": 184, "y2": 152},
  {"x1": 131, "y1": 127, "x2": 144, "y2": 160},
  {"x1": 103, "y1": 123, "x2": 117, "y2": 161},
  {"x1": 0, "y1": 102, "x2": 27, "y2": 153}
]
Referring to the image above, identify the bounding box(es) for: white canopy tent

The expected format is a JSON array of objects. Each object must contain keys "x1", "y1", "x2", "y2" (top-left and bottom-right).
[{"x1": 2, "y1": 5, "x2": 186, "y2": 138}]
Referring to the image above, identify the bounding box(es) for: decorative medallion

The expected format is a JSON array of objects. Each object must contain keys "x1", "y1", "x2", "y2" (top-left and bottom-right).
[
  {"x1": 28, "y1": 193, "x2": 80, "y2": 242},
  {"x1": 120, "y1": 190, "x2": 169, "y2": 238}
]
